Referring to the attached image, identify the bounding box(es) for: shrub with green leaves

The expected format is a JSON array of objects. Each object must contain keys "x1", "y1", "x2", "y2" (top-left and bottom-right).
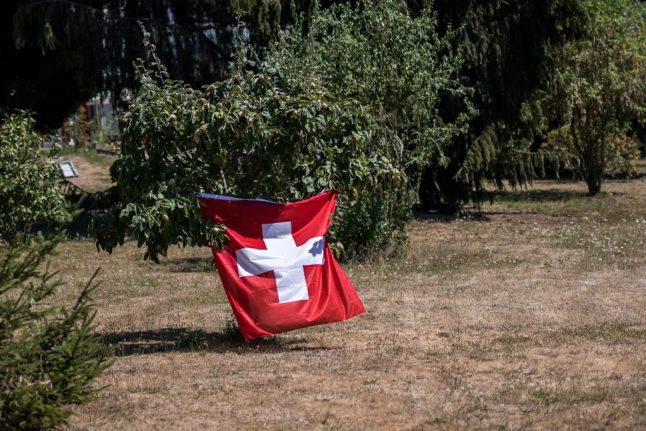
[
  {"x1": 543, "y1": 0, "x2": 645, "y2": 194},
  {"x1": 0, "y1": 114, "x2": 70, "y2": 245},
  {"x1": 94, "y1": 40, "x2": 408, "y2": 262},
  {"x1": 545, "y1": 126, "x2": 641, "y2": 179},
  {"x1": 267, "y1": 0, "x2": 474, "y2": 200},
  {"x1": 0, "y1": 234, "x2": 110, "y2": 430}
]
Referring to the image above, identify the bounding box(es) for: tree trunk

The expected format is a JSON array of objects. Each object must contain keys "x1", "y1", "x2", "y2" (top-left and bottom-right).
[
  {"x1": 581, "y1": 136, "x2": 605, "y2": 196},
  {"x1": 585, "y1": 176, "x2": 602, "y2": 195}
]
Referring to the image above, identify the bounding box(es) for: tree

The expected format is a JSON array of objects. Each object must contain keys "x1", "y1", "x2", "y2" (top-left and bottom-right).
[
  {"x1": 0, "y1": 234, "x2": 110, "y2": 430},
  {"x1": 415, "y1": 0, "x2": 588, "y2": 210},
  {"x1": 267, "y1": 0, "x2": 474, "y2": 209},
  {"x1": 544, "y1": 0, "x2": 645, "y2": 195},
  {"x1": 0, "y1": 113, "x2": 70, "y2": 245},
  {"x1": 268, "y1": 0, "x2": 590, "y2": 211},
  {"x1": 5, "y1": 0, "x2": 592, "y2": 210},
  {"x1": 4, "y1": 0, "x2": 289, "y2": 128},
  {"x1": 93, "y1": 40, "x2": 407, "y2": 262}
]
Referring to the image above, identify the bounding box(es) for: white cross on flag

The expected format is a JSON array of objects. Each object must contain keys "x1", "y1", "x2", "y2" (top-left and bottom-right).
[{"x1": 198, "y1": 191, "x2": 365, "y2": 340}]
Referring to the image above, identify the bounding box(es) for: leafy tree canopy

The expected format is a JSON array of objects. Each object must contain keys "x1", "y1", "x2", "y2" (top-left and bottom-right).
[
  {"x1": 267, "y1": 0, "x2": 475, "y2": 207},
  {"x1": 542, "y1": 0, "x2": 645, "y2": 194},
  {"x1": 412, "y1": 0, "x2": 588, "y2": 209},
  {"x1": 94, "y1": 40, "x2": 408, "y2": 262}
]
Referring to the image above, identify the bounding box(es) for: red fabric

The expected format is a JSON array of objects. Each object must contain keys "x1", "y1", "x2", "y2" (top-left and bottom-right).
[{"x1": 198, "y1": 191, "x2": 365, "y2": 340}]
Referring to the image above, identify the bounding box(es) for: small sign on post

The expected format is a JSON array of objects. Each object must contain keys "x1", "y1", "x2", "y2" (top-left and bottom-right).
[{"x1": 57, "y1": 161, "x2": 79, "y2": 179}]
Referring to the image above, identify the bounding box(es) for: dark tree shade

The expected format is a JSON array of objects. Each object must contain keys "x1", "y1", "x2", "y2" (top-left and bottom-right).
[
  {"x1": 3, "y1": 0, "x2": 585, "y2": 135},
  {"x1": 3, "y1": 0, "x2": 293, "y2": 129},
  {"x1": 432, "y1": 0, "x2": 586, "y2": 130},
  {"x1": 414, "y1": 0, "x2": 587, "y2": 210},
  {"x1": 3, "y1": 0, "x2": 590, "y2": 213},
  {"x1": 1, "y1": 1, "x2": 96, "y2": 128}
]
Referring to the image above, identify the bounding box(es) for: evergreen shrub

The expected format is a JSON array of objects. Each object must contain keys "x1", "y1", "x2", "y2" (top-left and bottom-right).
[{"x1": 0, "y1": 235, "x2": 110, "y2": 430}]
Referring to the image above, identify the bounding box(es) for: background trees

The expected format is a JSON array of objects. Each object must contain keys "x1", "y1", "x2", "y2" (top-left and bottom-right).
[
  {"x1": 412, "y1": 0, "x2": 589, "y2": 209},
  {"x1": 3, "y1": 0, "x2": 287, "y2": 128},
  {"x1": 543, "y1": 0, "x2": 645, "y2": 195},
  {"x1": 0, "y1": 0, "x2": 643, "y2": 253},
  {"x1": 267, "y1": 0, "x2": 474, "y2": 212},
  {"x1": 93, "y1": 41, "x2": 407, "y2": 261}
]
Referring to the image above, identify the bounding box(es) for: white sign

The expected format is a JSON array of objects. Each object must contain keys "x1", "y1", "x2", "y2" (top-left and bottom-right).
[{"x1": 58, "y1": 161, "x2": 78, "y2": 178}]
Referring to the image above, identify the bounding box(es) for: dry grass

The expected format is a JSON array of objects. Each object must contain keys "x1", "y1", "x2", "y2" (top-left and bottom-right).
[
  {"x1": 64, "y1": 151, "x2": 116, "y2": 192},
  {"x1": 47, "y1": 176, "x2": 646, "y2": 430}
]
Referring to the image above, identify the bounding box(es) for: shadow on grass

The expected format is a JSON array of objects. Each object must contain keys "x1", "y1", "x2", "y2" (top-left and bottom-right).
[
  {"x1": 495, "y1": 188, "x2": 603, "y2": 202},
  {"x1": 160, "y1": 257, "x2": 214, "y2": 273},
  {"x1": 413, "y1": 211, "x2": 491, "y2": 223},
  {"x1": 413, "y1": 188, "x2": 601, "y2": 221},
  {"x1": 101, "y1": 327, "x2": 328, "y2": 356}
]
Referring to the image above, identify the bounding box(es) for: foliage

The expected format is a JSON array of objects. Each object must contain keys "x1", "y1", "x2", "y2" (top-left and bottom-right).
[
  {"x1": 267, "y1": 0, "x2": 589, "y2": 210},
  {"x1": 5, "y1": 0, "x2": 588, "y2": 143},
  {"x1": 416, "y1": 0, "x2": 588, "y2": 209},
  {"x1": 4, "y1": 0, "x2": 596, "y2": 209},
  {"x1": 68, "y1": 105, "x2": 90, "y2": 148},
  {"x1": 0, "y1": 113, "x2": 70, "y2": 245},
  {"x1": 604, "y1": 135, "x2": 641, "y2": 178},
  {"x1": 545, "y1": 126, "x2": 641, "y2": 179},
  {"x1": 543, "y1": 0, "x2": 645, "y2": 194},
  {"x1": 0, "y1": 234, "x2": 110, "y2": 430},
  {"x1": 268, "y1": 0, "x2": 474, "y2": 198},
  {"x1": 94, "y1": 39, "x2": 407, "y2": 262},
  {"x1": 4, "y1": 0, "x2": 292, "y2": 128}
]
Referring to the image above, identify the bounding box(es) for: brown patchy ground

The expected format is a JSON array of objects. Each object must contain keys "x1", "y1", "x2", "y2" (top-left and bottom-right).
[
  {"x1": 64, "y1": 152, "x2": 116, "y2": 192},
  {"x1": 50, "y1": 176, "x2": 645, "y2": 430}
]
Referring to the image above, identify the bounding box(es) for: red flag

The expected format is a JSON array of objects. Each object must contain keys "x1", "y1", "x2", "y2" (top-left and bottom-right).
[{"x1": 198, "y1": 191, "x2": 365, "y2": 341}]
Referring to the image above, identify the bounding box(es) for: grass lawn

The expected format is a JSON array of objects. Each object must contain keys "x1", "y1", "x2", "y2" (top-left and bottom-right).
[
  {"x1": 61, "y1": 149, "x2": 116, "y2": 193},
  {"x1": 51, "y1": 158, "x2": 646, "y2": 430}
]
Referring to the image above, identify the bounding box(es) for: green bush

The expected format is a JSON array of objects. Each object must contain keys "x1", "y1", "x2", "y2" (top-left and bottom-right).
[
  {"x1": 0, "y1": 114, "x2": 70, "y2": 245},
  {"x1": 268, "y1": 0, "x2": 473, "y2": 191},
  {"x1": 94, "y1": 39, "x2": 408, "y2": 262},
  {"x1": 545, "y1": 126, "x2": 641, "y2": 179},
  {"x1": 543, "y1": 0, "x2": 645, "y2": 194},
  {"x1": 0, "y1": 234, "x2": 110, "y2": 430}
]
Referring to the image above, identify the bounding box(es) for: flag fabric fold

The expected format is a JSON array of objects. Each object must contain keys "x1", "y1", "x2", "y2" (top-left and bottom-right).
[{"x1": 198, "y1": 191, "x2": 365, "y2": 341}]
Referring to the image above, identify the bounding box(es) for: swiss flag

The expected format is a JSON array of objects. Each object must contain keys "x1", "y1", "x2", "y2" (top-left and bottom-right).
[{"x1": 198, "y1": 191, "x2": 365, "y2": 341}]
